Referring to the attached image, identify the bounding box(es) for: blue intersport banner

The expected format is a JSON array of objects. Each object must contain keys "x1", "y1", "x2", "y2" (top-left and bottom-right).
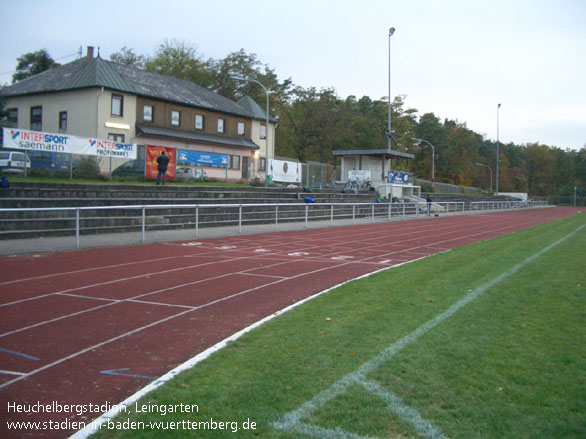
[
  {"x1": 177, "y1": 149, "x2": 228, "y2": 167},
  {"x1": 387, "y1": 171, "x2": 410, "y2": 184}
]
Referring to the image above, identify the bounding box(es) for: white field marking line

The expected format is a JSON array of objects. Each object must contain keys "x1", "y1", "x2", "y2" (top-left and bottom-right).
[
  {"x1": 0, "y1": 370, "x2": 26, "y2": 376},
  {"x1": 237, "y1": 272, "x2": 288, "y2": 279},
  {"x1": 0, "y1": 256, "x2": 251, "y2": 308},
  {"x1": 359, "y1": 378, "x2": 444, "y2": 439},
  {"x1": 126, "y1": 299, "x2": 198, "y2": 310},
  {"x1": 70, "y1": 213, "x2": 573, "y2": 439},
  {"x1": 0, "y1": 254, "x2": 191, "y2": 286},
  {"x1": 0, "y1": 258, "x2": 361, "y2": 391},
  {"x1": 0, "y1": 306, "x2": 193, "y2": 391},
  {"x1": 0, "y1": 252, "x2": 343, "y2": 338},
  {"x1": 56, "y1": 293, "x2": 120, "y2": 303},
  {"x1": 0, "y1": 300, "x2": 120, "y2": 339},
  {"x1": 355, "y1": 214, "x2": 554, "y2": 265},
  {"x1": 272, "y1": 224, "x2": 585, "y2": 439}
]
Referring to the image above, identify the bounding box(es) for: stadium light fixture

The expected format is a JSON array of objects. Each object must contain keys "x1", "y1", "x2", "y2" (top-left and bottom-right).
[
  {"x1": 413, "y1": 138, "x2": 435, "y2": 181},
  {"x1": 496, "y1": 103, "x2": 501, "y2": 195},
  {"x1": 232, "y1": 76, "x2": 270, "y2": 184},
  {"x1": 475, "y1": 162, "x2": 493, "y2": 193}
]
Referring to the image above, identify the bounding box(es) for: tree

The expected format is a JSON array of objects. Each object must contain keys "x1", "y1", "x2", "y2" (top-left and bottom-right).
[
  {"x1": 110, "y1": 47, "x2": 145, "y2": 69},
  {"x1": 144, "y1": 39, "x2": 214, "y2": 88},
  {"x1": 277, "y1": 87, "x2": 348, "y2": 163},
  {"x1": 12, "y1": 49, "x2": 59, "y2": 83},
  {"x1": 212, "y1": 49, "x2": 293, "y2": 119}
]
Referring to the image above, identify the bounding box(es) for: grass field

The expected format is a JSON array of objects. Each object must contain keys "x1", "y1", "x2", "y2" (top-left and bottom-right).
[{"x1": 92, "y1": 213, "x2": 585, "y2": 439}]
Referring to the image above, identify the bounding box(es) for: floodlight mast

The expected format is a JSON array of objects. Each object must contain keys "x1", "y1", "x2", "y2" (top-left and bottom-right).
[
  {"x1": 232, "y1": 76, "x2": 270, "y2": 184},
  {"x1": 387, "y1": 27, "x2": 396, "y2": 156},
  {"x1": 413, "y1": 138, "x2": 435, "y2": 182},
  {"x1": 496, "y1": 103, "x2": 501, "y2": 195},
  {"x1": 475, "y1": 162, "x2": 493, "y2": 193}
]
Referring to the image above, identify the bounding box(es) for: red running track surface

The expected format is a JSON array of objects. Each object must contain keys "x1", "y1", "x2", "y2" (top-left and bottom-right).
[{"x1": 0, "y1": 208, "x2": 581, "y2": 438}]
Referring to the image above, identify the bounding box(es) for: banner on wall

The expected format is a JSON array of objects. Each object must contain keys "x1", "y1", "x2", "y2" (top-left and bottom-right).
[
  {"x1": 177, "y1": 149, "x2": 228, "y2": 167},
  {"x1": 2, "y1": 128, "x2": 137, "y2": 159},
  {"x1": 387, "y1": 171, "x2": 410, "y2": 185},
  {"x1": 348, "y1": 170, "x2": 371, "y2": 182},
  {"x1": 269, "y1": 159, "x2": 301, "y2": 183},
  {"x1": 146, "y1": 145, "x2": 176, "y2": 180}
]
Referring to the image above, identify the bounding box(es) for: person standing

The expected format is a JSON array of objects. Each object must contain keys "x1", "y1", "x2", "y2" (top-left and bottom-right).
[
  {"x1": 426, "y1": 194, "x2": 432, "y2": 217},
  {"x1": 156, "y1": 151, "x2": 170, "y2": 185}
]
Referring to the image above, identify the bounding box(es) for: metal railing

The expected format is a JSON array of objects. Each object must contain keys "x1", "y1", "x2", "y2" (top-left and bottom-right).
[
  {"x1": 0, "y1": 200, "x2": 551, "y2": 249},
  {"x1": 469, "y1": 200, "x2": 548, "y2": 211}
]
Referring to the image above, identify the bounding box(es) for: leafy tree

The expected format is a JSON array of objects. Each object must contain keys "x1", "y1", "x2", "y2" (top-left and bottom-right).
[
  {"x1": 144, "y1": 39, "x2": 214, "y2": 88},
  {"x1": 12, "y1": 49, "x2": 59, "y2": 83},
  {"x1": 110, "y1": 47, "x2": 145, "y2": 69},
  {"x1": 212, "y1": 49, "x2": 293, "y2": 120}
]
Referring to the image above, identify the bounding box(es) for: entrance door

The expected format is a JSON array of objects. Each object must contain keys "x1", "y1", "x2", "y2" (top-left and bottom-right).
[{"x1": 242, "y1": 156, "x2": 250, "y2": 180}]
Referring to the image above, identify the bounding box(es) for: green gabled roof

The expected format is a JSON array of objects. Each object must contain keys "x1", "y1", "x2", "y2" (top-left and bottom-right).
[
  {"x1": 58, "y1": 57, "x2": 137, "y2": 93},
  {"x1": 237, "y1": 95, "x2": 277, "y2": 124},
  {"x1": 0, "y1": 56, "x2": 266, "y2": 120}
]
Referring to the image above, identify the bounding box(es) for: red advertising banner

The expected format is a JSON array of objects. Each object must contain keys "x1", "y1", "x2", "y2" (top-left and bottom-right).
[{"x1": 146, "y1": 145, "x2": 176, "y2": 180}]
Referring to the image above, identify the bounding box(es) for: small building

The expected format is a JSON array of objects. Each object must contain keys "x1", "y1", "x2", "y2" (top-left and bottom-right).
[
  {"x1": 333, "y1": 148, "x2": 415, "y2": 190},
  {"x1": 0, "y1": 47, "x2": 275, "y2": 182}
]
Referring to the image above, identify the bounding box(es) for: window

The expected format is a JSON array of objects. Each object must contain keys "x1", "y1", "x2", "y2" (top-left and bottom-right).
[
  {"x1": 30, "y1": 106, "x2": 42, "y2": 131},
  {"x1": 7, "y1": 108, "x2": 17, "y2": 125},
  {"x1": 111, "y1": 94, "x2": 123, "y2": 117},
  {"x1": 217, "y1": 118, "x2": 225, "y2": 133},
  {"x1": 259, "y1": 157, "x2": 267, "y2": 172},
  {"x1": 195, "y1": 114, "x2": 204, "y2": 130},
  {"x1": 143, "y1": 105, "x2": 153, "y2": 122},
  {"x1": 229, "y1": 155, "x2": 240, "y2": 170},
  {"x1": 237, "y1": 122, "x2": 245, "y2": 136},
  {"x1": 58, "y1": 112, "x2": 67, "y2": 132},
  {"x1": 171, "y1": 110, "x2": 180, "y2": 126},
  {"x1": 259, "y1": 123, "x2": 267, "y2": 139},
  {"x1": 108, "y1": 133, "x2": 125, "y2": 143}
]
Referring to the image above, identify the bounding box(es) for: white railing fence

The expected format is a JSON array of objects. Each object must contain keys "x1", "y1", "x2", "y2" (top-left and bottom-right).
[{"x1": 0, "y1": 200, "x2": 550, "y2": 248}]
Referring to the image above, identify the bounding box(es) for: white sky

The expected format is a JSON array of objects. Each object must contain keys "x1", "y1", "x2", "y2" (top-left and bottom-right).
[{"x1": 1, "y1": 0, "x2": 584, "y2": 151}]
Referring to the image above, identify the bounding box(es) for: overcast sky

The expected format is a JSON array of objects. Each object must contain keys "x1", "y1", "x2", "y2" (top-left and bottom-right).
[{"x1": 1, "y1": 0, "x2": 584, "y2": 151}]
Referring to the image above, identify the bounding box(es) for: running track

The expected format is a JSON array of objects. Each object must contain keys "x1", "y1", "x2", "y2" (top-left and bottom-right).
[{"x1": 0, "y1": 207, "x2": 581, "y2": 438}]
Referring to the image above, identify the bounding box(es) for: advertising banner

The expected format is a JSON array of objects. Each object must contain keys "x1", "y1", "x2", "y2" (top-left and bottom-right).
[
  {"x1": 269, "y1": 159, "x2": 301, "y2": 183},
  {"x1": 348, "y1": 170, "x2": 371, "y2": 182},
  {"x1": 146, "y1": 145, "x2": 176, "y2": 180},
  {"x1": 2, "y1": 128, "x2": 137, "y2": 159},
  {"x1": 177, "y1": 149, "x2": 228, "y2": 167},
  {"x1": 387, "y1": 171, "x2": 410, "y2": 185}
]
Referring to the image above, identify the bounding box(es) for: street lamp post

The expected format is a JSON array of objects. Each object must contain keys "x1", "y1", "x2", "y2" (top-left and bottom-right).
[
  {"x1": 387, "y1": 27, "x2": 395, "y2": 171},
  {"x1": 232, "y1": 76, "x2": 270, "y2": 183},
  {"x1": 496, "y1": 103, "x2": 501, "y2": 195},
  {"x1": 475, "y1": 162, "x2": 493, "y2": 193},
  {"x1": 413, "y1": 138, "x2": 435, "y2": 181}
]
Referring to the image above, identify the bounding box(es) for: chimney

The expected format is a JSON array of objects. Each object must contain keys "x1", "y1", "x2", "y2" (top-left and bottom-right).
[{"x1": 86, "y1": 46, "x2": 94, "y2": 59}]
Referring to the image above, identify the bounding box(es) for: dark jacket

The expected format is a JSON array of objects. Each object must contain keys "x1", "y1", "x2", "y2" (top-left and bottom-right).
[{"x1": 157, "y1": 154, "x2": 170, "y2": 172}]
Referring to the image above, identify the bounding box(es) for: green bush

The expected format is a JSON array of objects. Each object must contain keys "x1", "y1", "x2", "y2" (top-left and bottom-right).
[{"x1": 73, "y1": 157, "x2": 101, "y2": 179}]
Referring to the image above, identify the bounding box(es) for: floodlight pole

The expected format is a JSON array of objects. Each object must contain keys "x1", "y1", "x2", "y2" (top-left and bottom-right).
[
  {"x1": 475, "y1": 162, "x2": 493, "y2": 193},
  {"x1": 496, "y1": 103, "x2": 501, "y2": 195},
  {"x1": 388, "y1": 27, "x2": 395, "y2": 167},
  {"x1": 413, "y1": 138, "x2": 435, "y2": 182},
  {"x1": 232, "y1": 76, "x2": 270, "y2": 184}
]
